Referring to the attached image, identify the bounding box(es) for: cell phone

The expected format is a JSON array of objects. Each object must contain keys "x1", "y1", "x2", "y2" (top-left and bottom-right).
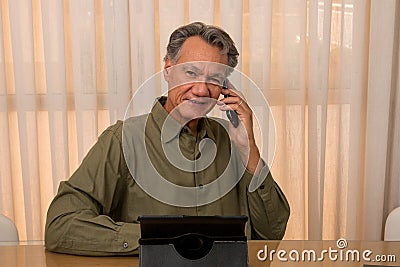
[{"x1": 223, "y1": 80, "x2": 239, "y2": 128}]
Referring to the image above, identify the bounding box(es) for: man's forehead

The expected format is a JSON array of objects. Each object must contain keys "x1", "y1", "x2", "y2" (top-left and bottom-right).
[{"x1": 177, "y1": 36, "x2": 229, "y2": 65}]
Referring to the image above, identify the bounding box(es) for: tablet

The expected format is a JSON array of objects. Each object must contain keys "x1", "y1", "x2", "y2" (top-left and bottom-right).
[{"x1": 138, "y1": 215, "x2": 248, "y2": 240}]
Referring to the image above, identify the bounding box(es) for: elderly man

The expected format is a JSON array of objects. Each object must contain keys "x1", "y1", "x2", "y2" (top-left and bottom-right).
[{"x1": 45, "y1": 22, "x2": 290, "y2": 256}]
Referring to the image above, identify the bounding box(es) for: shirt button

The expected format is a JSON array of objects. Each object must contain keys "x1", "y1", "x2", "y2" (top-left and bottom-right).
[
  {"x1": 259, "y1": 185, "x2": 265, "y2": 190},
  {"x1": 123, "y1": 242, "x2": 129, "y2": 249}
]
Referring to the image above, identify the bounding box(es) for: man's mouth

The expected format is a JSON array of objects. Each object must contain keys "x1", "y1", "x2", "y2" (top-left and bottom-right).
[{"x1": 187, "y1": 99, "x2": 207, "y2": 105}]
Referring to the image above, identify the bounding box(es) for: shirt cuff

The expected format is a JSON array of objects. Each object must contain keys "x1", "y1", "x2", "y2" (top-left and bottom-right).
[
  {"x1": 243, "y1": 162, "x2": 274, "y2": 193},
  {"x1": 116, "y1": 223, "x2": 141, "y2": 254}
]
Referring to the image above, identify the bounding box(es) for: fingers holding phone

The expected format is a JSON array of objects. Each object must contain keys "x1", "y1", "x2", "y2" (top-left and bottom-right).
[
  {"x1": 219, "y1": 80, "x2": 255, "y2": 139},
  {"x1": 219, "y1": 80, "x2": 262, "y2": 175},
  {"x1": 219, "y1": 80, "x2": 249, "y2": 127},
  {"x1": 222, "y1": 80, "x2": 239, "y2": 127}
]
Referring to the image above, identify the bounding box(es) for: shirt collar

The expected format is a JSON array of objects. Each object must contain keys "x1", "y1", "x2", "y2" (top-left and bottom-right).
[{"x1": 150, "y1": 97, "x2": 217, "y2": 144}]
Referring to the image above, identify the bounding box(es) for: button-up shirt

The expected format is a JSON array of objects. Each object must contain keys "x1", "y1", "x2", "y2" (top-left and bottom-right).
[{"x1": 45, "y1": 97, "x2": 290, "y2": 256}]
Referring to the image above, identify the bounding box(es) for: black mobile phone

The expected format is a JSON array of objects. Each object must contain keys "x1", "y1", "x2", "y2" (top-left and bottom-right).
[{"x1": 223, "y1": 80, "x2": 239, "y2": 128}]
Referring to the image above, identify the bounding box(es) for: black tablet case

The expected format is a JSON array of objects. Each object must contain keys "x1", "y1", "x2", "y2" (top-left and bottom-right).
[{"x1": 138, "y1": 215, "x2": 248, "y2": 267}]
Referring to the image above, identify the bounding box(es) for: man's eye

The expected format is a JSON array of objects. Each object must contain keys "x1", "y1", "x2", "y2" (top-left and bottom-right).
[
  {"x1": 186, "y1": 71, "x2": 197, "y2": 77},
  {"x1": 208, "y1": 78, "x2": 222, "y2": 85}
]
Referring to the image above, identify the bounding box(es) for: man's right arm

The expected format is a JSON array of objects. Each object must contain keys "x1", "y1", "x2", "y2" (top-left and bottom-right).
[{"x1": 45, "y1": 122, "x2": 140, "y2": 256}]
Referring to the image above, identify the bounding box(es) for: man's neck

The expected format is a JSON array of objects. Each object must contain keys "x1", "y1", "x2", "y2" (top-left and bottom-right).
[{"x1": 186, "y1": 119, "x2": 200, "y2": 137}]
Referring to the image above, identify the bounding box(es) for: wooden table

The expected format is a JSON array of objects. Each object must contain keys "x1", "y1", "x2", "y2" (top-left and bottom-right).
[
  {"x1": 1, "y1": 241, "x2": 399, "y2": 266},
  {"x1": 0, "y1": 242, "x2": 136, "y2": 267}
]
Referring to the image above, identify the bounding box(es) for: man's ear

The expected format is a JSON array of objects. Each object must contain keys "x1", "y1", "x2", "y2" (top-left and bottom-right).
[{"x1": 163, "y1": 59, "x2": 173, "y2": 82}]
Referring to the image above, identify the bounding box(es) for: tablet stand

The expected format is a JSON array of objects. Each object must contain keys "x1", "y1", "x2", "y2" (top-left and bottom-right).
[{"x1": 138, "y1": 215, "x2": 248, "y2": 267}]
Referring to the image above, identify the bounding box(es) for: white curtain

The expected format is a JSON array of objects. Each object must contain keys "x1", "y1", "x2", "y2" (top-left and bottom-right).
[{"x1": 0, "y1": 0, "x2": 399, "y2": 242}]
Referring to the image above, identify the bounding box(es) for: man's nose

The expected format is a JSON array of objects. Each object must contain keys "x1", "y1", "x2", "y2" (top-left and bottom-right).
[{"x1": 191, "y1": 82, "x2": 209, "y2": 96}]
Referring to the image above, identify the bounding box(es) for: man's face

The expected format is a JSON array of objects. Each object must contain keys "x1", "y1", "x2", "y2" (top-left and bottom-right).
[{"x1": 163, "y1": 36, "x2": 229, "y2": 124}]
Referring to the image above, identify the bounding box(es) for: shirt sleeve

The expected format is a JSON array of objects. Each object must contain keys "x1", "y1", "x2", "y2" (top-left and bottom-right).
[
  {"x1": 241, "y1": 165, "x2": 290, "y2": 240},
  {"x1": 44, "y1": 122, "x2": 140, "y2": 256}
]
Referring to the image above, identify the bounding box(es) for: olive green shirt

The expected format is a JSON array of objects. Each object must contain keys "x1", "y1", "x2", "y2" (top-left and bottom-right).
[{"x1": 45, "y1": 97, "x2": 290, "y2": 256}]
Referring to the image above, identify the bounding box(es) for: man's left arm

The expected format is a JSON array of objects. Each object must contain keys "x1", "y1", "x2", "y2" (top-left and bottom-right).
[
  {"x1": 242, "y1": 165, "x2": 290, "y2": 240},
  {"x1": 220, "y1": 86, "x2": 290, "y2": 239},
  {"x1": 232, "y1": 123, "x2": 290, "y2": 240}
]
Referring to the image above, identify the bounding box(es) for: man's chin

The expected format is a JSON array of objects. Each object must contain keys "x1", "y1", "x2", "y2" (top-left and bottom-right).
[
  {"x1": 168, "y1": 109, "x2": 207, "y2": 125},
  {"x1": 181, "y1": 111, "x2": 209, "y2": 121},
  {"x1": 176, "y1": 102, "x2": 214, "y2": 118}
]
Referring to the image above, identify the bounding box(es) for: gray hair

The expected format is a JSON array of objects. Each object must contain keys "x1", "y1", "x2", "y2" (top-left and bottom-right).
[{"x1": 164, "y1": 22, "x2": 239, "y2": 68}]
